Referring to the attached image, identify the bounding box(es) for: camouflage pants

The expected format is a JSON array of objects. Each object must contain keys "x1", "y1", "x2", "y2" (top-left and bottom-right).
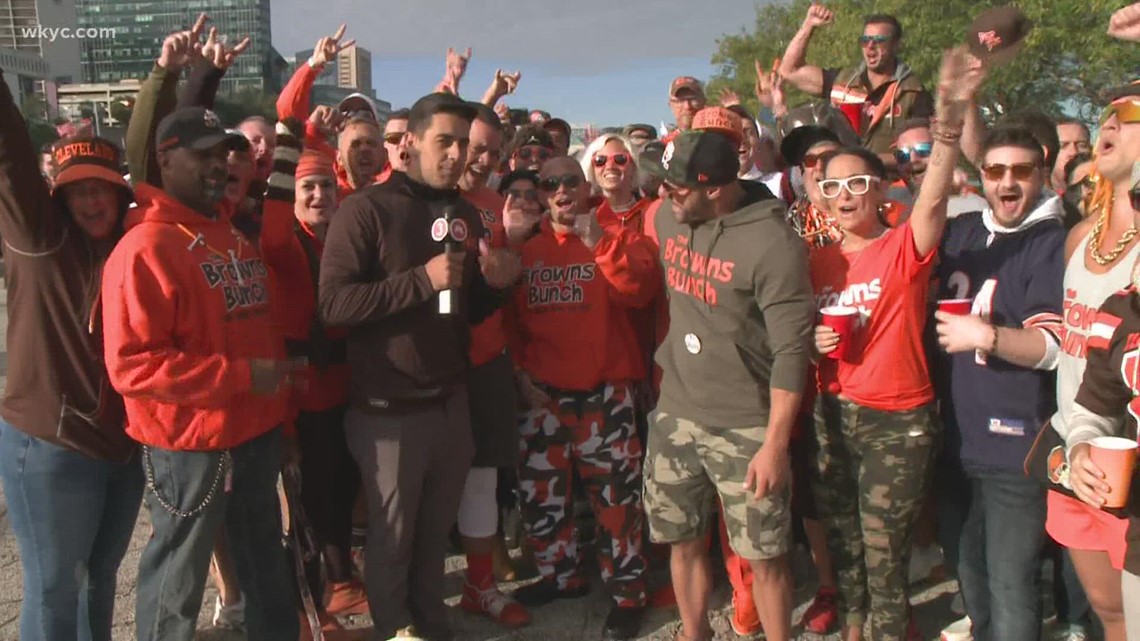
[
  {"x1": 644, "y1": 410, "x2": 792, "y2": 561},
  {"x1": 812, "y1": 395, "x2": 939, "y2": 639},
  {"x1": 517, "y1": 382, "x2": 647, "y2": 606}
]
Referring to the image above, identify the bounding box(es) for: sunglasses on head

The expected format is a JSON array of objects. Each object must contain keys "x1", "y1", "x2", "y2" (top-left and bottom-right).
[
  {"x1": 818, "y1": 175, "x2": 880, "y2": 199},
  {"x1": 507, "y1": 188, "x2": 539, "y2": 202},
  {"x1": 516, "y1": 147, "x2": 552, "y2": 162},
  {"x1": 1100, "y1": 98, "x2": 1140, "y2": 127},
  {"x1": 859, "y1": 34, "x2": 892, "y2": 46},
  {"x1": 893, "y1": 142, "x2": 933, "y2": 165},
  {"x1": 592, "y1": 153, "x2": 630, "y2": 168},
  {"x1": 981, "y1": 162, "x2": 1038, "y2": 181},
  {"x1": 540, "y1": 174, "x2": 582, "y2": 192}
]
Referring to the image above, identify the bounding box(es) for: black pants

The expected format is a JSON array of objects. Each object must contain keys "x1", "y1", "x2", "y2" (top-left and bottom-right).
[{"x1": 297, "y1": 405, "x2": 360, "y2": 583}]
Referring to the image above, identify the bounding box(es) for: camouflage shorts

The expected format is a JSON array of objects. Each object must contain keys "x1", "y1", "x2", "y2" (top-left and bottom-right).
[{"x1": 643, "y1": 409, "x2": 791, "y2": 560}]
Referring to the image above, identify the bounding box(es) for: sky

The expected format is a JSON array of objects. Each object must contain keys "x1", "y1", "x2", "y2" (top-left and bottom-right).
[{"x1": 270, "y1": 0, "x2": 764, "y2": 128}]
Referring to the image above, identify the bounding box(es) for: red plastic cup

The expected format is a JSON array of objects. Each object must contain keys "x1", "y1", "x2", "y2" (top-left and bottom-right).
[
  {"x1": 820, "y1": 306, "x2": 859, "y2": 361},
  {"x1": 838, "y1": 101, "x2": 865, "y2": 137},
  {"x1": 938, "y1": 298, "x2": 973, "y2": 316},
  {"x1": 1088, "y1": 436, "x2": 1138, "y2": 508}
]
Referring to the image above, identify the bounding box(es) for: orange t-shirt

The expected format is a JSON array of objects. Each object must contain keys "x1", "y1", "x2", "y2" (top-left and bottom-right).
[
  {"x1": 809, "y1": 221, "x2": 935, "y2": 411},
  {"x1": 463, "y1": 187, "x2": 509, "y2": 367}
]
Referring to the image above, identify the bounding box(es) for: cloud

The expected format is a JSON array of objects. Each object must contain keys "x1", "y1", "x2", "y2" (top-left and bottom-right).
[{"x1": 271, "y1": 0, "x2": 760, "y2": 70}]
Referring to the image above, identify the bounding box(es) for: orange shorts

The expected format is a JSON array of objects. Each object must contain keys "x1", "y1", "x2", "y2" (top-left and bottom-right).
[{"x1": 1046, "y1": 490, "x2": 1130, "y2": 571}]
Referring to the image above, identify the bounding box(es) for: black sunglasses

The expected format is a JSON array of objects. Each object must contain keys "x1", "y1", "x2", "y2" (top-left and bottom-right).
[
  {"x1": 540, "y1": 175, "x2": 582, "y2": 192},
  {"x1": 383, "y1": 132, "x2": 404, "y2": 145}
]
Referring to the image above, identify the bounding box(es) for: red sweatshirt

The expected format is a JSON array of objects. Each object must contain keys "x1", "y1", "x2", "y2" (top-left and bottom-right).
[
  {"x1": 101, "y1": 184, "x2": 288, "y2": 451},
  {"x1": 509, "y1": 219, "x2": 661, "y2": 391},
  {"x1": 463, "y1": 187, "x2": 510, "y2": 367},
  {"x1": 259, "y1": 197, "x2": 350, "y2": 414},
  {"x1": 598, "y1": 198, "x2": 660, "y2": 386}
]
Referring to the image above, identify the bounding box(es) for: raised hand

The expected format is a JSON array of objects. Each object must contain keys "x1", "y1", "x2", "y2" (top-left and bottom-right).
[
  {"x1": 200, "y1": 26, "x2": 251, "y2": 70},
  {"x1": 438, "y1": 46, "x2": 472, "y2": 94},
  {"x1": 478, "y1": 239, "x2": 523, "y2": 288},
  {"x1": 311, "y1": 24, "x2": 356, "y2": 68},
  {"x1": 753, "y1": 59, "x2": 786, "y2": 114},
  {"x1": 936, "y1": 46, "x2": 986, "y2": 116},
  {"x1": 308, "y1": 105, "x2": 342, "y2": 137},
  {"x1": 494, "y1": 69, "x2": 521, "y2": 95},
  {"x1": 1108, "y1": 3, "x2": 1140, "y2": 42},
  {"x1": 719, "y1": 87, "x2": 741, "y2": 108},
  {"x1": 803, "y1": 4, "x2": 834, "y2": 29},
  {"x1": 494, "y1": 101, "x2": 510, "y2": 123},
  {"x1": 157, "y1": 13, "x2": 207, "y2": 72}
]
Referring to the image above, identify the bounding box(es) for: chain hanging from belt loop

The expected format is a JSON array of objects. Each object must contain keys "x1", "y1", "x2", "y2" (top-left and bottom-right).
[{"x1": 143, "y1": 446, "x2": 233, "y2": 518}]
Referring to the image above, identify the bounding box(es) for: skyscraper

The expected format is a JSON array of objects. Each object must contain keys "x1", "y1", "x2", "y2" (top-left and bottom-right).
[
  {"x1": 74, "y1": 0, "x2": 277, "y2": 93},
  {"x1": 0, "y1": 0, "x2": 82, "y2": 91}
]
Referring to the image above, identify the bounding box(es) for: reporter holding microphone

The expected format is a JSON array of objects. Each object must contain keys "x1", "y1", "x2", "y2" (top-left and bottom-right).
[{"x1": 318, "y1": 92, "x2": 521, "y2": 641}]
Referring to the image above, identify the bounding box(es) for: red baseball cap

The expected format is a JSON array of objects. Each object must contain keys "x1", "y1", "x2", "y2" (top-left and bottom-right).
[{"x1": 670, "y1": 76, "x2": 705, "y2": 99}]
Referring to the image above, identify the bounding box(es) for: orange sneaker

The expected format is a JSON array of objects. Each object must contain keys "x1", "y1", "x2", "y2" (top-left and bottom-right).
[
  {"x1": 730, "y1": 587, "x2": 761, "y2": 637},
  {"x1": 460, "y1": 581, "x2": 531, "y2": 628},
  {"x1": 326, "y1": 580, "x2": 370, "y2": 617},
  {"x1": 799, "y1": 586, "x2": 838, "y2": 634}
]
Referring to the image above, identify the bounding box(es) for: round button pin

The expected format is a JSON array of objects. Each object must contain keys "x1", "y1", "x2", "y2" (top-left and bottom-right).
[{"x1": 684, "y1": 333, "x2": 702, "y2": 354}]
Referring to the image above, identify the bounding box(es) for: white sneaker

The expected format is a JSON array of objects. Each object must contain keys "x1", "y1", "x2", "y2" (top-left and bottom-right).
[
  {"x1": 940, "y1": 615, "x2": 973, "y2": 641},
  {"x1": 212, "y1": 595, "x2": 245, "y2": 631},
  {"x1": 909, "y1": 544, "x2": 945, "y2": 584},
  {"x1": 1054, "y1": 625, "x2": 1090, "y2": 641}
]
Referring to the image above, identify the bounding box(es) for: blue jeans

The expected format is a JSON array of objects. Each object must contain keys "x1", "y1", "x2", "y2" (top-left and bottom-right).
[
  {"x1": 954, "y1": 471, "x2": 1047, "y2": 641},
  {"x1": 134, "y1": 426, "x2": 297, "y2": 641},
  {"x1": 0, "y1": 420, "x2": 143, "y2": 641}
]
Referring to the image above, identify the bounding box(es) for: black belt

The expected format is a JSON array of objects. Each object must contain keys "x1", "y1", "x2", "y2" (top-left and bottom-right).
[{"x1": 284, "y1": 337, "x2": 347, "y2": 366}]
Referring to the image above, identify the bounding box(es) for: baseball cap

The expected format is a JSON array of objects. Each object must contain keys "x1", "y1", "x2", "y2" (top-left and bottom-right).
[
  {"x1": 640, "y1": 130, "x2": 738, "y2": 189},
  {"x1": 692, "y1": 107, "x2": 744, "y2": 146},
  {"x1": 156, "y1": 107, "x2": 249, "y2": 153},
  {"x1": 1109, "y1": 78, "x2": 1140, "y2": 101},
  {"x1": 669, "y1": 76, "x2": 705, "y2": 99},
  {"x1": 967, "y1": 6, "x2": 1031, "y2": 66},
  {"x1": 510, "y1": 124, "x2": 555, "y2": 151},
  {"x1": 51, "y1": 136, "x2": 131, "y2": 194},
  {"x1": 338, "y1": 92, "x2": 379, "y2": 121},
  {"x1": 623, "y1": 123, "x2": 658, "y2": 139}
]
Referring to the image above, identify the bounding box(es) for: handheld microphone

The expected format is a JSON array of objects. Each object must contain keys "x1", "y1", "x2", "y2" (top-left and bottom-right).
[{"x1": 432, "y1": 205, "x2": 466, "y2": 315}]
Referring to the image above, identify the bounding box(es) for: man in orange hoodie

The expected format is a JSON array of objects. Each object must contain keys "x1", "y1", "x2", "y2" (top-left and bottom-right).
[
  {"x1": 102, "y1": 106, "x2": 301, "y2": 641},
  {"x1": 509, "y1": 155, "x2": 660, "y2": 640}
]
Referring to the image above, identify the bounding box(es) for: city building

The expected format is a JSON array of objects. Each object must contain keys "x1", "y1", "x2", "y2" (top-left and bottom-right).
[
  {"x1": 1, "y1": 0, "x2": 83, "y2": 113},
  {"x1": 336, "y1": 43, "x2": 370, "y2": 94},
  {"x1": 293, "y1": 47, "x2": 338, "y2": 87},
  {"x1": 74, "y1": 0, "x2": 279, "y2": 93},
  {"x1": 292, "y1": 43, "x2": 385, "y2": 117}
]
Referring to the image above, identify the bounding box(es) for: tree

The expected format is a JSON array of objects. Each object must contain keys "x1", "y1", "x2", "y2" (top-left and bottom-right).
[{"x1": 709, "y1": 0, "x2": 1140, "y2": 126}]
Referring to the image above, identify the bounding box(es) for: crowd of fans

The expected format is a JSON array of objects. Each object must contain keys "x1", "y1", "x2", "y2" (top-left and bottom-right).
[{"x1": 1, "y1": 4, "x2": 1140, "y2": 641}]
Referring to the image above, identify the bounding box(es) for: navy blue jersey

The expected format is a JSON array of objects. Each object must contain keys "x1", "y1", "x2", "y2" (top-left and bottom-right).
[{"x1": 935, "y1": 210, "x2": 1065, "y2": 474}]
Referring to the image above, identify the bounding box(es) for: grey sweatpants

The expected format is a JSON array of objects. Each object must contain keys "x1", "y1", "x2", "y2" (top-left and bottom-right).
[
  {"x1": 345, "y1": 387, "x2": 474, "y2": 641},
  {"x1": 1124, "y1": 570, "x2": 1140, "y2": 641}
]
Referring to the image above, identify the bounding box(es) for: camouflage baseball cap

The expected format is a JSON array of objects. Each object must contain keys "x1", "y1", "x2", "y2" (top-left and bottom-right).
[{"x1": 641, "y1": 130, "x2": 738, "y2": 189}]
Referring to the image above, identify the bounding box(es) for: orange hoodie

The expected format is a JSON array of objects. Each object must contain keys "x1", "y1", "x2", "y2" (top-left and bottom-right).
[
  {"x1": 509, "y1": 219, "x2": 661, "y2": 391},
  {"x1": 101, "y1": 183, "x2": 288, "y2": 451},
  {"x1": 463, "y1": 187, "x2": 510, "y2": 367}
]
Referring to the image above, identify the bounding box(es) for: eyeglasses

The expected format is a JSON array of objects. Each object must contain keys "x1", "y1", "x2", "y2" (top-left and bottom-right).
[
  {"x1": 592, "y1": 153, "x2": 630, "y2": 168},
  {"x1": 859, "y1": 34, "x2": 892, "y2": 46},
  {"x1": 507, "y1": 188, "x2": 539, "y2": 202},
  {"x1": 383, "y1": 132, "x2": 404, "y2": 145},
  {"x1": 670, "y1": 96, "x2": 704, "y2": 107},
  {"x1": 893, "y1": 142, "x2": 933, "y2": 165},
  {"x1": 515, "y1": 147, "x2": 552, "y2": 162},
  {"x1": 818, "y1": 175, "x2": 880, "y2": 198},
  {"x1": 539, "y1": 174, "x2": 583, "y2": 192},
  {"x1": 981, "y1": 163, "x2": 1038, "y2": 181}
]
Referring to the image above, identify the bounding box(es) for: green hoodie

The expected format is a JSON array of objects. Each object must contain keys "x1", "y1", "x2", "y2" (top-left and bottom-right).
[{"x1": 654, "y1": 182, "x2": 815, "y2": 428}]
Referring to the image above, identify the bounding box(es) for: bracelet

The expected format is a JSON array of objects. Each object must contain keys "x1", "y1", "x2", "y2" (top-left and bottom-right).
[
  {"x1": 931, "y1": 123, "x2": 963, "y2": 144},
  {"x1": 986, "y1": 324, "x2": 999, "y2": 354}
]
